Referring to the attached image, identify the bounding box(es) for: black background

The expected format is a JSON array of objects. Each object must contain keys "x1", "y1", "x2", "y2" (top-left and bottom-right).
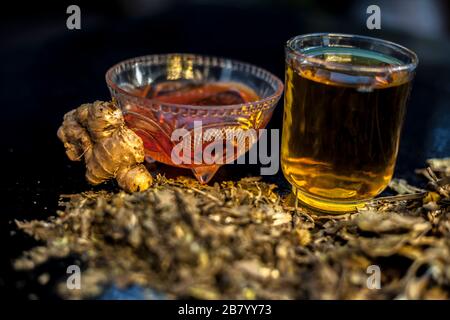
[{"x1": 0, "y1": 0, "x2": 449, "y2": 299}]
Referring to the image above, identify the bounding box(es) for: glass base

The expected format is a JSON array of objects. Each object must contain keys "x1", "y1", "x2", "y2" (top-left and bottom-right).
[
  {"x1": 191, "y1": 166, "x2": 220, "y2": 184},
  {"x1": 294, "y1": 188, "x2": 366, "y2": 213}
]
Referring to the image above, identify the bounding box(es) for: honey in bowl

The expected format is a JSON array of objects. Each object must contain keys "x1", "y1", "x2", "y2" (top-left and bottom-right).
[
  {"x1": 107, "y1": 54, "x2": 283, "y2": 183},
  {"x1": 132, "y1": 80, "x2": 259, "y2": 105},
  {"x1": 124, "y1": 80, "x2": 261, "y2": 168}
]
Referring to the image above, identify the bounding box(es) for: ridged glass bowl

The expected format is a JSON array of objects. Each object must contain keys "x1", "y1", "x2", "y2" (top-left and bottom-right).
[{"x1": 106, "y1": 54, "x2": 283, "y2": 183}]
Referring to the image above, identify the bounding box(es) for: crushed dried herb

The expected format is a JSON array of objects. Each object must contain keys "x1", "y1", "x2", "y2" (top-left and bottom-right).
[{"x1": 14, "y1": 160, "x2": 450, "y2": 300}]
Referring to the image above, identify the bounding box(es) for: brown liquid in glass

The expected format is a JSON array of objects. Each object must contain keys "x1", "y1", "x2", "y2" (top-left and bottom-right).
[{"x1": 282, "y1": 50, "x2": 412, "y2": 211}]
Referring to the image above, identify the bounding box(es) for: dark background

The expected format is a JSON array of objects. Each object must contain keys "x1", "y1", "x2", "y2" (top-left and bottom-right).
[{"x1": 0, "y1": 0, "x2": 449, "y2": 299}]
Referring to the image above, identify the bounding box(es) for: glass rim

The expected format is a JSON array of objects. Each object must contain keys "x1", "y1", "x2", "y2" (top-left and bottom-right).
[
  {"x1": 286, "y1": 33, "x2": 419, "y2": 74},
  {"x1": 105, "y1": 53, "x2": 284, "y2": 110}
]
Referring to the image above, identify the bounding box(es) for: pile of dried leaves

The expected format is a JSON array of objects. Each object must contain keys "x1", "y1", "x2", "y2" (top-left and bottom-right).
[{"x1": 14, "y1": 158, "x2": 450, "y2": 299}]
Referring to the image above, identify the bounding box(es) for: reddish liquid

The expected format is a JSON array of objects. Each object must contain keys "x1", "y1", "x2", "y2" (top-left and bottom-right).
[
  {"x1": 123, "y1": 80, "x2": 260, "y2": 172},
  {"x1": 131, "y1": 80, "x2": 259, "y2": 106}
]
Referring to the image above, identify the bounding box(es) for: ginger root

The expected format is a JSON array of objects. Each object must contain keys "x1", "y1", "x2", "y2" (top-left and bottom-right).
[{"x1": 57, "y1": 101, "x2": 152, "y2": 192}]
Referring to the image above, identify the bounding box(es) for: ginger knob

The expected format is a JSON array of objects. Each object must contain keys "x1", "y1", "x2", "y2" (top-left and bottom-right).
[{"x1": 57, "y1": 101, "x2": 152, "y2": 192}]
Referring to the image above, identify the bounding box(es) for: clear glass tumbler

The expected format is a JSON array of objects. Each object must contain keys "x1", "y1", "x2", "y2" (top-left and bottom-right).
[{"x1": 281, "y1": 33, "x2": 418, "y2": 213}]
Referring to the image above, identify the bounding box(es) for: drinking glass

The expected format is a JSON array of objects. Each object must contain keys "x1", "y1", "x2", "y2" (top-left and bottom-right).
[{"x1": 281, "y1": 33, "x2": 418, "y2": 212}]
